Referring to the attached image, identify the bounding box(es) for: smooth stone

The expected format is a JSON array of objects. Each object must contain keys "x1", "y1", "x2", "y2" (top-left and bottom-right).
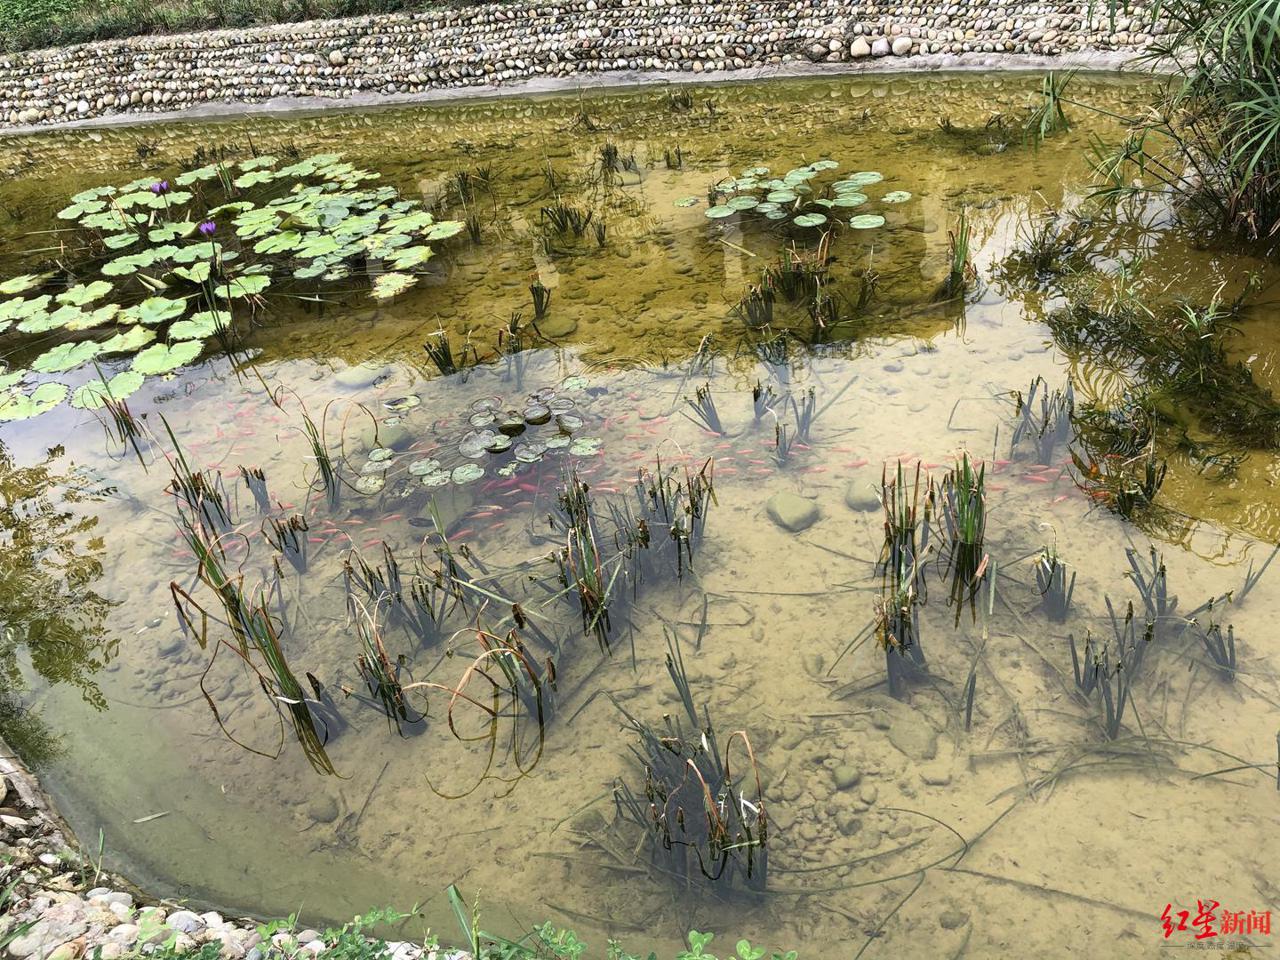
[
  {"x1": 886, "y1": 723, "x2": 939, "y2": 761},
  {"x1": 766, "y1": 492, "x2": 819, "y2": 533},
  {"x1": 849, "y1": 37, "x2": 871, "y2": 57},
  {"x1": 940, "y1": 909, "x2": 970, "y2": 930},
  {"x1": 167, "y1": 911, "x2": 206, "y2": 934},
  {"x1": 831, "y1": 765, "x2": 862, "y2": 790},
  {"x1": 357, "y1": 420, "x2": 412, "y2": 451},
  {"x1": 892, "y1": 37, "x2": 914, "y2": 55},
  {"x1": 535, "y1": 314, "x2": 577, "y2": 338},
  {"x1": 306, "y1": 795, "x2": 339, "y2": 824},
  {"x1": 845, "y1": 483, "x2": 880, "y2": 512},
  {"x1": 334, "y1": 364, "x2": 391, "y2": 389}
]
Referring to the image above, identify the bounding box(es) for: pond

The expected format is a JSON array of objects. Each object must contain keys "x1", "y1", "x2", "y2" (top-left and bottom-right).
[{"x1": 2, "y1": 71, "x2": 1279, "y2": 958}]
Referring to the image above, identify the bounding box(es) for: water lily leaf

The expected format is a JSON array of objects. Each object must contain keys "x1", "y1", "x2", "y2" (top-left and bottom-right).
[
  {"x1": 64, "y1": 304, "x2": 120, "y2": 331},
  {"x1": 832, "y1": 194, "x2": 868, "y2": 207},
  {"x1": 102, "y1": 233, "x2": 140, "y2": 250},
  {"x1": 57, "y1": 281, "x2": 113, "y2": 307},
  {"x1": 0, "y1": 382, "x2": 67, "y2": 421},
  {"x1": 383, "y1": 210, "x2": 435, "y2": 235},
  {"x1": 99, "y1": 325, "x2": 156, "y2": 354},
  {"x1": 882, "y1": 190, "x2": 913, "y2": 203},
  {"x1": 31, "y1": 340, "x2": 103, "y2": 373},
  {"x1": 727, "y1": 196, "x2": 760, "y2": 211},
  {"x1": 705, "y1": 205, "x2": 735, "y2": 219},
  {"x1": 127, "y1": 297, "x2": 187, "y2": 325},
  {"x1": 451, "y1": 463, "x2": 484, "y2": 485},
  {"x1": 674, "y1": 196, "x2": 701, "y2": 208},
  {"x1": 171, "y1": 263, "x2": 212, "y2": 284},
  {"x1": 239, "y1": 155, "x2": 278, "y2": 172},
  {"x1": 387, "y1": 246, "x2": 434, "y2": 270},
  {"x1": 233, "y1": 170, "x2": 276, "y2": 189},
  {"x1": 793, "y1": 213, "x2": 828, "y2": 228},
  {"x1": 766, "y1": 190, "x2": 798, "y2": 203},
  {"x1": 361, "y1": 232, "x2": 412, "y2": 258},
  {"x1": 71, "y1": 369, "x2": 145, "y2": 409},
  {"x1": 149, "y1": 222, "x2": 196, "y2": 243},
  {"x1": 71, "y1": 185, "x2": 116, "y2": 204},
  {"x1": 371, "y1": 272, "x2": 418, "y2": 299},
  {"x1": 172, "y1": 242, "x2": 226, "y2": 265},
  {"x1": 101, "y1": 252, "x2": 156, "y2": 277},
  {"x1": 421, "y1": 470, "x2": 452, "y2": 487},
  {"x1": 169, "y1": 310, "x2": 230, "y2": 340},
  {"x1": 297, "y1": 234, "x2": 341, "y2": 259},
  {"x1": 175, "y1": 164, "x2": 220, "y2": 186},
  {"x1": 514, "y1": 440, "x2": 547, "y2": 463},
  {"x1": 784, "y1": 169, "x2": 817, "y2": 184},
  {"x1": 253, "y1": 231, "x2": 303, "y2": 255},
  {"x1": 0, "y1": 294, "x2": 51, "y2": 323},
  {"x1": 215, "y1": 274, "x2": 272, "y2": 298},
  {"x1": 562, "y1": 375, "x2": 588, "y2": 391},
  {"x1": 355, "y1": 474, "x2": 386, "y2": 494},
  {"x1": 131, "y1": 340, "x2": 202, "y2": 375},
  {"x1": 17, "y1": 304, "x2": 82, "y2": 333},
  {"x1": 569, "y1": 437, "x2": 603, "y2": 456},
  {"x1": 58, "y1": 199, "x2": 107, "y2": 220},
  {"x1": 384, "y1": 395, "x2": 421, "y2": 412},
  {"x1": 845, "y1": 171, "x2": 884, "y2": 187},
  {"x1": 408, "y1": 458, "x2": 442, "y2": 476},
  {"x1": 209, "y1": 201, "x2": 254, "y2": 217},
  {"x1": 850, "y1": 214, "x2": 887, "y2": 229},
  {"x1": 234, "y1": 209, "x2": 281, "y2": 239},
  {"x1": 81, "y1": 210, "x2": 138, "y2": 231},
  {"x1": 808, "y1": 159, "x2": 840, "y2": 172},
  {"x1": 763, "y1": 209, "x2": 788, "y2": 220},
  {"x1": 743, "y1": 166, "x2": 770, "y2": 177},
  {"x1": 424, "y1": 220, "x2": 465, "y2": 241},
  {"x1": 0, "y1": 274, "x2": 47, "y2": 295},
  {"x1": 545, "y1": 434, "x2": 571, "y2": 449}
]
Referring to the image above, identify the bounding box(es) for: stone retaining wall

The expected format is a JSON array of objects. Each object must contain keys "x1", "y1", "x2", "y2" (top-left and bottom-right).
[{"x1": 0, "y1": 0, "x2": 1155, "y2": 130}]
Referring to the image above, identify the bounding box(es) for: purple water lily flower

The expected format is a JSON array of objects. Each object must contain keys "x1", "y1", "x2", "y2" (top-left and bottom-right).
[
  {"x1": 198, "y1": 221, "x2": 217, "y2": 237},
  {"x1": 150, "y1": 180, "x2": 169, "y2": 195}
]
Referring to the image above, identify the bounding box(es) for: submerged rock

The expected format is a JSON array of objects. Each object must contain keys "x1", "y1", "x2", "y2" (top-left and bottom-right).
[
  {"x1": 886, "y1": 722, "x2": 939, "y2": 761},
  {"x1": 306, "y1": 795, "x2": 340, "y2": 824},
  {"x1": 766, "y1": 492, "x2": 819, "y2": 532},
  {"x1": 334, "y1": 363, "x2": 391, "y2": 389},
  {"x1": 831, "y1": 765, "x2": 862, "y2": 790},
  {"x1": 844, "y1": 482, "x2": 880, "y2": 512}
]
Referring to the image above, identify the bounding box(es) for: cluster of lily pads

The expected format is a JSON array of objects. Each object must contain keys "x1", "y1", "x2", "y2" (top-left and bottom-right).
[
  {"x1": 355, "y1": 376, "x2": 601, "y2": 493},
  {"x1": 675, "y1": 159, "x2": 912, "y2": 232},
  {"x1": 0, "y1": 153, "x2": 465, "y2": 421}
]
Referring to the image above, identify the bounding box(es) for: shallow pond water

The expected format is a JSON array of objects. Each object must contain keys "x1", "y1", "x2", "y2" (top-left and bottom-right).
[{"x1": 2, "y1": 72, "x2": 1280, "y2": 958}]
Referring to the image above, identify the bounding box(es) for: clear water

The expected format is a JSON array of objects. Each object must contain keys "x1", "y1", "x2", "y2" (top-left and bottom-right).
[{"x1": 2, "y1": 73, "x2": 1280, "y2": 958}]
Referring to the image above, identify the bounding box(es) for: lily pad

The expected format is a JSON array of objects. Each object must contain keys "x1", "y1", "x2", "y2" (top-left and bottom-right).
[
  {"x1": 832, "y1": 194, "x2": 869, "y2": 208},
  {"x1": 705, "y1": 205, "x2": 736, "y2": 220},
  {"x1": 385, "y1": 396, "x2": 421, "y2": 412},
  {"x1": 849, "y1": 214, "x2": 887, "y2": 230},
  {"x1": 793, "y1": 213, "x2": 828, "y2": 228},
  {"x1": 168, "y1": 310, "x2": 230, "y2": 340},
  {"x1": 408, "y1": 458, "x2": 442, "y2": 476},
  {"x1": 421, "y1": 470, "x2": 452, "y2": 487},
  {"x1": 99, "y1": 325, "x2": 156, "y2": 354},
  {"x1": 355, "y1": 474, "x2": 386, "y2": 494},
  {"x1": 766, "y1": 190, "x2": 799, "y2": 204},
  {"x1": 57, "y1": 281, "x2": 113, "y2": 307},
  {"x1": 569, "y1": 437, "x2": 603, "y2": 456},
  {"x1": 131, "y1": 340, "x2": 203, "y2": 375},
  {"x1": 451, "y1": 463, "x2": 485, "y2": 485},
  {"x1": 127, "y1": 297, "x2": 187, "y2": 325},
  {"x1": 70, "y1": 370, "x2": 145, "y2": 409},
  {"x1": 882, "y1": 190, "x2": 913, "y2": 203},
  {"x1": 674, "y1": 196, "x2": 701, "y2": 208},
  {"x1": 0, "y1": 275, "x2": 46, "y2": 295},
  {"x1": 215, "y1": 274, "x2": 272, "y2": 298},
  {"x1": 728, "y1": 196, "x2": 760, "y2": 211},
  {"x1": 513, "y1": 441, "x2": 547, "y2": 463},
  {"x1": 0, "y1": 382, "x2": 67, "y2": 421},
  {"x1": 845, "y1": 171, "x2": 884, "y2": 187},
  {"x1": 31, "y1": 340, "x2": 103, "y2": 374},
  {"x1": 372, "y1": 272, "x2": 418, "y2": 299}
]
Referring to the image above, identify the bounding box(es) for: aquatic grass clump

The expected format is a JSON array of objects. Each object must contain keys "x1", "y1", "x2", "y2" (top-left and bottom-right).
[
  {"x1": 1070, "y1": 443, "x2": 1167, "y2": 519},
  {"x1": 300, "y1": 408, "x2": 340, "y2": 509},
  {"x1": 550, "y1": 472, "x2": 617, "y2": 651},
  {"x1": 751, "y1": 381, "x2": 778, "y2": 423},
  {"x1": 683, "y1": 383, "x2": 725, "y2": 436},
  {"x1": 529, "y1": 280, "x2": 552, "y2": 320},
  {"x1": 343, "y1": 541, "x2": 455, "y2": 648},
  {"x1": 541, "y1": 201, "x2": 594, "y2": 239},
  {"x1": 239, "y1": 465, "x2": 271, "y2": 513},
  {"x1": 265, "y1": 513, "x2": 309, "y2": 574},
  {"x1": 936, "y1": 209, "x2": 977, "y2": 300},
  {"x1": 1035, "y1": 546, "x2": 1076, "y2": 622},
  {"x1": 1011, "y1": 375, "x2": 1075, "y2": 464},
  {"x1": 875, "y1": 461, "x2": 933, "y2": 698},
  {"x1": 613, "y1": 632, "x2": 767, "y2": 892},
  {"x1": 160, "y1": 417, "x2": 231, "y2": 534},
  {"x1": 938, "y1": 453, "x2": 988, "y2": 612},
  {"x1": 352, "y1": 600, "x2": 424, "y2": 735},
  {"x1": 733, "y1": 284, "x2": 775, "y2": 328},
  {"x1": 1023, "y1": 70, "x2": 1075, "y2": 145}
]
